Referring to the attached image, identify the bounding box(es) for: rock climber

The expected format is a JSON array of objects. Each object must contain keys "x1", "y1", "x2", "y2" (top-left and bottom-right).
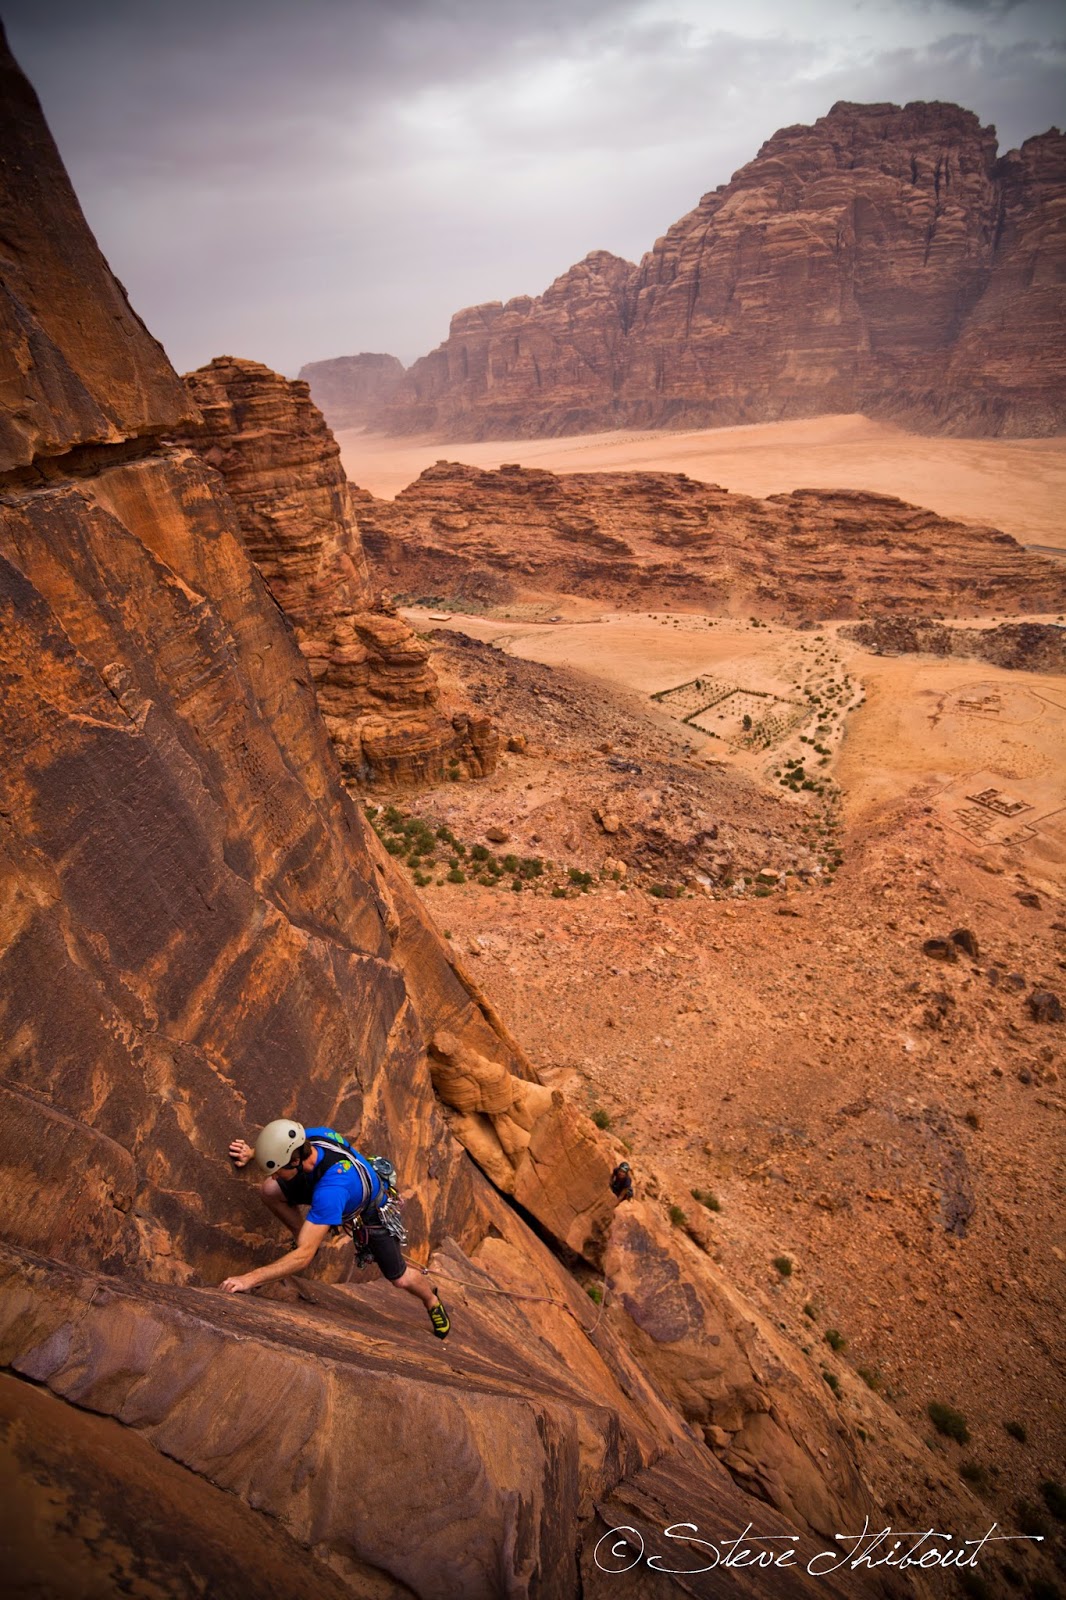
[
  {"x1": 609, "y1": 1161, "x2": 634, "y2": 1201},
  {"x1": 221, "y1": 1118, "x2": 450, "y2": 1339}
]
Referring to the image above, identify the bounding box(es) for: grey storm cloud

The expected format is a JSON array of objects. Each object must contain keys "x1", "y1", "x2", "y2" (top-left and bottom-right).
[{"x1": 3, "y1": 0, "x2": 1063, "y2": 377}]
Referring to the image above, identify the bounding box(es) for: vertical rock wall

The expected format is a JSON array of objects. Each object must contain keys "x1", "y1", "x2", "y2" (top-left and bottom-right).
[{"x1": 179, "y1": 357, "x2": 498, "y2": 787}]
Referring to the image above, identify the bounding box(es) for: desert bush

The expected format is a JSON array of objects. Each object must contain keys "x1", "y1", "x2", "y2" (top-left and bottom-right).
[
  {"x1": 690, "y1": 1188, "x2": 720, "y2": 1212},
  {"x1": 591, "y1": 1108, "x2": 611, "y2": 1130},
  {"x1": 824, "y1": 1328, "x2": 847, "y2": 1352},
  {"x1": 1004, "y1": 1420, "x2": 1027, "y2": 1443},
  {"x1": 928, "y1": 1402, "x2": 969, "y2": 1444},
  {"x1": 668, "y1": 1204, "x2": 687, "y2": 1227},
  {"x1": 772, "y1": 1256, "x2": 793, "y2": 1278},
  {"x1": 1041, "y1": 1479, "x2": 1066, "y2": 1520}
]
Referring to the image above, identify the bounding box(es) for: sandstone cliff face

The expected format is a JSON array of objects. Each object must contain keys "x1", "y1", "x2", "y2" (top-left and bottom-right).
[
  {"x1": 297, "y1": 350, "x2": 405, "y2": 431},
  {"x1": 340, "y1": 102, "x2": 1066, "y2": 440},
  {"x1": 179, "y1": 357, "x2": 498, "y2": 787},
  {"x1": 1, "y1": 30, "x2": 897, "y2": 1595},
  {"x1": 357, "y1": 460, "x2": 1066, "y2": 620}
]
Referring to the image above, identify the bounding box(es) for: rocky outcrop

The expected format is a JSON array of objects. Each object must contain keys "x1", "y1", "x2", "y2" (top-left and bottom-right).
[
  {"x1": 842, "y1": 617, "x2": 1066, "y2": 671},
  {"x1": 338, "y1": 102, "x2": 1066, "y2": 441},
  {"x1": 297, "y1": 351, "x2": 406, "y2": 431},
  {"x1": 357, "y1": 460, "x2": 1066, "y2": 619},
  {"x1": 178, "y1": 357, "x2": 497, "y2": 786},
  {"x1": 0, "y1": 28, "x2": 907, "y2": 1594},
  {"x1": 0, "y1": 44, "x2": 192, "y2": 473}
]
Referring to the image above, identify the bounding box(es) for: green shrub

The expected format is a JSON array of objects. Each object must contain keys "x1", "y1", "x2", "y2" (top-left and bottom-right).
[
  {"x1": 1041, "y1": 1479, "x2": 1066, "y2": 1520},
  {"x1": 822, "y1": 1370, "x2": 840, "y2": 1394},
  {"x1": 446, "y1": 867, "x2": 466, "y2": 884},
  {"x1": 1014, "y1": 1500, "x2": 1049, "y2": 1539},
  {"x1": 857, "y1": 1365, "x2": 884, "y2": 1393},
  {"x1": 824, "y1": 1328, "x2": 847, "y2": 1353},
  {"x1": 471, "y1": 843, "x2": 490, "y2": 862},
  {"x1": 591, "y1": 1109, "x2": 612, "y2": 1130},
  {"x1": 384, "y1": 837, "x2": 405, "y2": 856},
  {"x1": 586, "y1": 1284, "x2": 603, "y2": 1305},
  {"x1": 928, "y1": 1402, "x2": 969, "y2": 1444},
  {"x1": 1004, "y1": 1420, "x2": 1027, "y2": 1443},
  {"x1": 668, "y1": 1204, "x2": 687, "y2": 1227},
  {"x1": 502, "y1": 854, "x2": 519, "y2": 872},
  {"x1": 690, "y1": 1188, "x2": 720, "y2": 1212},
  {"x1": 803, "y1": 1303, "x2": 817, "y2": 1321},
  {"x1": 960, "y1": 1461, "x2": 989, "y2": 1490},
  {"x1": 772, "y1": 1256, "x2": 793, "y2": 1278},
  {"x1": 551, "y1": 886, "x2": 567, "y2": 898},
  {"x1": 511, "y1": 878, "x2": 523, "y2": 892}
]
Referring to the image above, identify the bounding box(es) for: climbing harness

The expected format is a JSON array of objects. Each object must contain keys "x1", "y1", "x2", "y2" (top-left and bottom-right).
[{"x1": 332, "y1": 1152, "x2": 408, "y2": 1266}]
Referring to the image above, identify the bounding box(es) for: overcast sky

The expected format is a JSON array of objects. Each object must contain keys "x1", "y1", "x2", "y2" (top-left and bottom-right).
[{"x1": 5, "y1": 0, "x2": 1063, "y2": 376}]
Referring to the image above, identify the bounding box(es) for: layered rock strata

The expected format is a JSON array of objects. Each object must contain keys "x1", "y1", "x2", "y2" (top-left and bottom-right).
[
  {"x1": 357, "y1": 460, "x2": 1066, "y2": 619},
  {"x1": 178, "y1": 357, "x2": 497, "y2": 786},
  {"x1": 0, "y1": 29, "x2": 905, "y2": 1594},
  {"x1": 332, "y1": 102, "x2": 1066, "y2": 440}
]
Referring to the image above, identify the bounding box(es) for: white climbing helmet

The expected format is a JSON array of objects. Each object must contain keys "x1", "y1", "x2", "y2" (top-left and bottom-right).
[{"x1": 254, "y1": 1118, "x2": 307, "y2": 1172}]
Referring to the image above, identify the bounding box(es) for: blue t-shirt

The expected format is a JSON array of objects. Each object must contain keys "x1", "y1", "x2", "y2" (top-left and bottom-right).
[{"x1": 303, "y1": 1127, "x2": 379, "y2": 1226}]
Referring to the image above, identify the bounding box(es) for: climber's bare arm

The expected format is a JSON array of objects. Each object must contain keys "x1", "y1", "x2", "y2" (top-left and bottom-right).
[{"x1": 220, "y1": 1219, "x2": 330, "y2": 1294}]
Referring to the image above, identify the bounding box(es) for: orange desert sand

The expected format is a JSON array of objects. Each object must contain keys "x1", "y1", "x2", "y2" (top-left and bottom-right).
[{"x1": 339, "y1": 414, "x2": 1066, "y2": 553}]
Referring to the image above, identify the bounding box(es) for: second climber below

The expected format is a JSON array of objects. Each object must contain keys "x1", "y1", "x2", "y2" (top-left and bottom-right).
[{"x1": 221, "y1": 1119, "x2": 450, "y2": 1339}]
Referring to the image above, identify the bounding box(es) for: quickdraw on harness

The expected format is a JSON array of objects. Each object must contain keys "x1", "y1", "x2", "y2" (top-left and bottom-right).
[{"x1": 312, "y1": 1138, "x2": 408, "y2": 1268}]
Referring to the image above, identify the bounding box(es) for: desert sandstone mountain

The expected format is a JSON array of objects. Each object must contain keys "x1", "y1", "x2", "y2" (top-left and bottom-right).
[
  {"x1": 297, "y1": 350, "x2": 406, "y2": 429},
  {"x1": 354, "y1": 460, "x2": 1066, "y2": 619},
  {"x1": 0, "y1": 29, "x2": 933, "y2": 1595},
  {"x1": 178, "y1": 356, "x2": 497, "y2": 786},
  {"x1": 313, "y1": 101, "x2": 1066, "y2": 441}
]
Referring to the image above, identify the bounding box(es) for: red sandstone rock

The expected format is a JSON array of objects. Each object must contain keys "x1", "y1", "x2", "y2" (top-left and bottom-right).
[
  {"x1": 341, "y1": 102, "x2": 1066, "y2": 440},
  {"x1": 179, "y1": 357, "x2": 498, "y2": 786},
  {"x1": 297, "y1": 351, "x2": 406, "y2": 430},
  {"x1": 357, "y1": 460, "x2": 1066, "y2": 619},
  {"x1": 0, "y1": 35, "x2": 192, "y2": 471},
  {"x1": 0, "y1": 28, "x2": 992, "y2": 1593}
]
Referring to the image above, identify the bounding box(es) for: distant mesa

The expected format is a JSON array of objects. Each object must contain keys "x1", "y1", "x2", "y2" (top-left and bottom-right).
[
  {"x1": 297, "y1": 350, "x2": 405, "y2": 431},
  {"x1": 304, "y1": 101, "x2": 1066, "y2": 442},
  {"x1": 355, "y1": 460, "x2": 1066, "y2": 621}
]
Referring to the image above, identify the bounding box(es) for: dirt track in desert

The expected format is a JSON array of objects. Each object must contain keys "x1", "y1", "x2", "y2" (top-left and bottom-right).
[{"x1": 340, "y1": 414, "x2": 1066, "y2": 551}]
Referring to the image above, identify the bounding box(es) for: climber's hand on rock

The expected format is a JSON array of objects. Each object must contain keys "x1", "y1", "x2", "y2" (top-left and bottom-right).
[
  {"x1": 221, "y1": 1275, "x2": 251, "y2": 1294},
  {"x1": 229, "y1": 1139, "x2": 254, "y2": 1168}
]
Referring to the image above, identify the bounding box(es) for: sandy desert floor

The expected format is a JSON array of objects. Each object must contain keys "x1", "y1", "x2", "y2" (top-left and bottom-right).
[
  {"x1": 340, "y1": 414, "x2": 1066, "y2": 551},
  {"x1": 404, "y1": 606, "x2": 1066, "y2": 888},
  {"x1": 370, "y1": 610, "x2": 1065, "y2": 1536}
]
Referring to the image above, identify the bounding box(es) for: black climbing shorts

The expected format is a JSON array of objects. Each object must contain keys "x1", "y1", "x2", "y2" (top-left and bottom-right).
[{"x1": 363, "y1": 1211, "x2": 406, "y2": 1281}]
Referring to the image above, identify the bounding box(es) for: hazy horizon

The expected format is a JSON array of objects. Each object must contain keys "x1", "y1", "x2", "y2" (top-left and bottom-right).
[{"x1": 5, "y1": 0, "x2": 1064, "y2": 378}]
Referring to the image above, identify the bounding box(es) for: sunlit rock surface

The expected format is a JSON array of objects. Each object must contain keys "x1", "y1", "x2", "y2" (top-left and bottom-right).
[{"x1": 179, "y1": 356, "x2": 498, "y2": 787}]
